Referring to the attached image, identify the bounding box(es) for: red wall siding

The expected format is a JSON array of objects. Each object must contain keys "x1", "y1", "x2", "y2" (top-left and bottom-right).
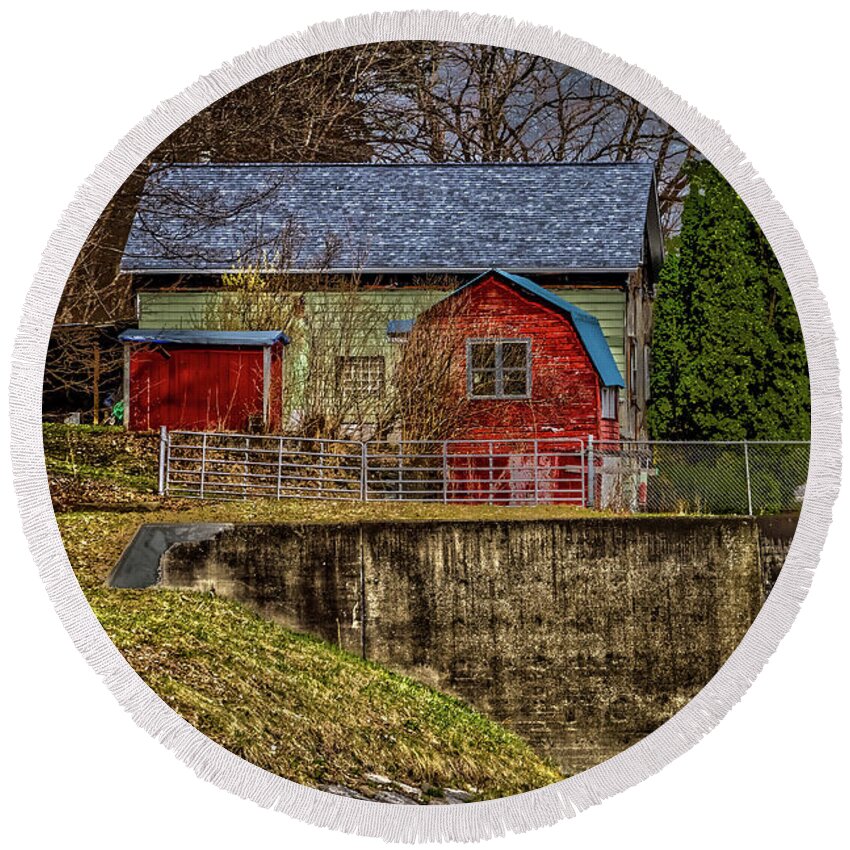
[
  {"x1": 128, "y1": 345, "x2": 272, "y2": 432},
  {"x1": 600, "y1": 416, "x2": 620, "y2": 442},
  {"x1": 433, "y1": 275, "x2": 615, "y2": 443}
]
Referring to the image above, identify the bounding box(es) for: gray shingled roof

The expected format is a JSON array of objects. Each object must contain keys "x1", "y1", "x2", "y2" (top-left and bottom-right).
[{"x1": 120, "y1": 162, "x2": 660, "y2": 274}]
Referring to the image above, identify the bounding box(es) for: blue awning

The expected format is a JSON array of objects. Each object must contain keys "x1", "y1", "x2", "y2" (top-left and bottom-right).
[
  {"x1": 387, "y1": 319, "x2": 415, "y2": 336},
  {"x1": 118, "y1": 329, "x2": 289, "y2": 347}
]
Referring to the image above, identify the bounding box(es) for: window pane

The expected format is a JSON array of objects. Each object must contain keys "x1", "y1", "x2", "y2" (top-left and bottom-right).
[
  {"x1": 501, "y1": 342, "x2": 528, "y2": 369},
  {"x1": 337, "y1": 356, "x2": 385, "y2": 398},
  {"x1": 470, "y1": 342, "x2": 496, "y2": 369},
  {"x1": 471, "y1": 369, "x2": 496, "y2": 396},
  {"x1": 502, "y1": 370, "x2": 527, "y2": 397}
]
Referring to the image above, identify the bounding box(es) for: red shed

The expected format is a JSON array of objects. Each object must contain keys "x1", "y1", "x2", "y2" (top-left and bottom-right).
[
  {"x1": 414, "y1": 269, "x2": 624, "y2": 502},
  {"x1": 119, "y1": 329, "x2": 288, "y2": 432}
]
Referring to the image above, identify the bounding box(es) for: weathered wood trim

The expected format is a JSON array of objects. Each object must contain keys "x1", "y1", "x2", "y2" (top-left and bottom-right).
[
  {"x1": 262, "y1": 346, "x2": 272, "y2": 424},
  {"x1": 122, "y1": 345, "x2": 130, "y2": 430}
]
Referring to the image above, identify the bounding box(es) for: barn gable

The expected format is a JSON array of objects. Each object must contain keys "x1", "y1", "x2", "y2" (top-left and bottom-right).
[
  {"x1": 410, "y1": 268, "x2": 623, "y2": 445},
  {"x1": 435, "y1": 269, "x2": 625, "y2": 388}
]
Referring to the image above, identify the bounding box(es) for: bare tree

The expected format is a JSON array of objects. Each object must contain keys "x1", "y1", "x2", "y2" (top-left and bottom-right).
[
  {"x1": 47, "y1": 41, "x2": 698, "y2": 417},
  {"x1": 46, "y1": 46, "x2": 418, "y2": 413},
  {"x1": 388, "y1": 299, "x2": 469, "y2": 441},
  {"x1": 369, "y1": 42, "x2": 695, "y2": 231}
]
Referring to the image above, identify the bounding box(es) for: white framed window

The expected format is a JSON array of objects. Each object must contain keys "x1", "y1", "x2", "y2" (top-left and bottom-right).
[
  {"x1": 337, "y1": 356, "x2": 385, "y2": 398},
  {"x1": 602, "y1": 387, "x2": 618, "y2": 420},
  {"x1": 467, "y1": 339, "x2": 531, "y2": 399}
]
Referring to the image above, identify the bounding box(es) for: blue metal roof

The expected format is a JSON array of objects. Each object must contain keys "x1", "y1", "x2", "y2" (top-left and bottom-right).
[
  {"x1": 449, "y1": 269, "x2": 625, "y2": 388},
  {"x1": 118, "y1": 329, "x2": 289, "y2": 346},
  {"x1": 121, "y1": 162, "x2": 660, "y2": 274}
]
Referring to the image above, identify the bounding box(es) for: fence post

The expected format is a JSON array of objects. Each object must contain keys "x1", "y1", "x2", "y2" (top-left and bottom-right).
[
  {"x1": 743, "y1": 440, "x2": 754, "y2": 516},
  {"x1": 360, "y1": 442, "x2": 368, "y2": 502},
  {"x1": 442, "y1": 441, "x2": 449, "y2": 503},
  {"x1": 318, "y1": 442, "x2": 325, "y2": 498},
  {"x1": 199, "y1": 432, "x2": 208, "y2": 499},
  {"x1": 488, "y1": 441, "x2": 494, "y2": 504},
  {"x1": 586, "y1": 435, "x2": 595, "y2": 509},
  {"x1": 276, "y1": 437, "x2": 283, "y2": 500},
  {"x1": 158, "y1": 425, "x2": 167, "y2": 496},
  {"x1": 533, "y1": 439, "x2": 539, "y2": 506},
  {"x1": 579, "y1": 441, "x2": 585, "y2": 506},
  {"x1": 397, "y1": 442, "x2": 403, "y2": 501}
]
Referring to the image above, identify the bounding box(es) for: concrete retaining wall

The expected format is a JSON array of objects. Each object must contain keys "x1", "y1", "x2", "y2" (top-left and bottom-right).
[
  {"x1": 757, "y1": 513, "x2": 797, "y2": 593},
  {"x1": 160, "y1": 517, "x2": 770, "y2": 773}
]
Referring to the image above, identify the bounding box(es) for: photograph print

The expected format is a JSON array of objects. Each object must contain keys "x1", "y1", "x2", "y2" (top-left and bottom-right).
[{"x1": 44, "y1": 41, "x2": 810, "y2": 804}]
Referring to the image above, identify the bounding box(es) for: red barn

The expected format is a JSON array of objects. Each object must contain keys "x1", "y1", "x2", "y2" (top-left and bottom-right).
[
  {"x1": 414, "y1": 269, "x2": 624, "y2": 503},
  {"x1": 119, "y1": 330, "x2": 288, "y2": 432}
]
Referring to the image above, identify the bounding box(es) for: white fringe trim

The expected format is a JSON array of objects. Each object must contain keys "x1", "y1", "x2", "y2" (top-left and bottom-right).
[{"x1": 8, "y1": 10, "x2": 840, "y2": 843}]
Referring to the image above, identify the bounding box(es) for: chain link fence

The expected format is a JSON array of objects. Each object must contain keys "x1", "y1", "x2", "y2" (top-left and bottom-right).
[
  {"x1": 161, "y1": 429, "x2": 810, "y2": 516},
  {"x1": 590, "y1": 440, "x2": 810, "y2": 515}
]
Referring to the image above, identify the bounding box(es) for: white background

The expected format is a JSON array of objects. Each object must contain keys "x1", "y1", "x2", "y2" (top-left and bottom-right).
[{"x1": 1, "y1": 2, "x2": 847, "y2": 847}]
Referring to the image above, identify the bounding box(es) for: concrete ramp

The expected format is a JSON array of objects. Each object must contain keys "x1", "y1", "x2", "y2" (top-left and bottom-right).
[{"x1": 108, "y1": 523, "x2": 232, "y2": 588}]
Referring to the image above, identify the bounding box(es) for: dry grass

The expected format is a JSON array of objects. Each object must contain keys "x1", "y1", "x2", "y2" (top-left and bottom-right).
[
  {"x1": 48, "y1": 424, "x2": 574, "y2": 800},
  {"x1": 59, "y1": 508, "x2": 564, "y2": 800}
]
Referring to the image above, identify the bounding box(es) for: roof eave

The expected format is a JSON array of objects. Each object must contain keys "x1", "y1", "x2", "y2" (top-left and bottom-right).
[
  {"x1": 644, "y1": 173, "x2": 665, "y2": 279},
  {"x1": 119, "y1": 265, "x2": 640, "y2": 277}
]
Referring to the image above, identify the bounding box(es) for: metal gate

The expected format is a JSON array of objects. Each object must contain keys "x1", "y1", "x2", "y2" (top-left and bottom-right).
[
  {"x1": 162, "y1": 430, "x2": 365, "y2": 501},
  {"x1": 364, "y1": 438, "x2": 586, "y2": 504},
  {"x1": 161, "y1": 429, "x2": 588, "y2": 505}
]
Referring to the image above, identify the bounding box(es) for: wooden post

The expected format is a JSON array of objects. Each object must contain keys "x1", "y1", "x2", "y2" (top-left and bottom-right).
[
  {"x1": 262, "y1": 346, "x2": 272, "y2": 425},
  {"x1": 92, "y1": 341, "x2": 100, "y2": 425}
]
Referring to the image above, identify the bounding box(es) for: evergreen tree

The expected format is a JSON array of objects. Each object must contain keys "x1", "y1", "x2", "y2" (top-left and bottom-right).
[{"x1": 648, "y1": 160, "x2": 810, "y2": 440}]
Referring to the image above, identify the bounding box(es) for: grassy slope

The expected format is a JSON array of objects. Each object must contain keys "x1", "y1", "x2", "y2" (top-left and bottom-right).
[
  {"x1": 60, "y1": 507, "x2": 564, "y2": 800},
  {"x1": 44, "y1": 424, "x2": 160, "y2": 508},
  {"x1": 48, "y1": 425, "x2": 574, "y2": 798}
]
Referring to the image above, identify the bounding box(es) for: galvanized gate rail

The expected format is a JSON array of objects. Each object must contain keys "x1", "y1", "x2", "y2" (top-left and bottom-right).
[
  {"x1": 160, "y1": 429, "x2": 589, "y2": 506},
  {"x1": 363, "y1": 437, "x2": 586, "y2": 504},
  {"x1": 158, "y1": 428, "x2": 811, "y2": 514},
  {"x1": 162, "y1": 429, "x2": 365, "y2": 502}
]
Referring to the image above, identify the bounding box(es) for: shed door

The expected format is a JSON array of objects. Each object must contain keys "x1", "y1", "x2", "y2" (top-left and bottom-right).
[{"x1": 129, "y1": 345, "x2": 265, "y2": 431}]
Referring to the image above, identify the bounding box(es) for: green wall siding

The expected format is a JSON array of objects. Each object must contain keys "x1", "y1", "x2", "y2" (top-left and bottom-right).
[
  {"x1": 137, "y1": 288, "x2": 626, "y2": 373},
  {"x1": 138, "y1": 290, "x2": 445, "y2": 342},
  {"x1": 138, "y1": 292, "x2": 224, "y2": 328},
  {"x1": 137, "y1": 289, "x2": 627, "y2": 422},
  {"x1": 551, "y1": 288, "x2": 626, "y2": 376}
]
